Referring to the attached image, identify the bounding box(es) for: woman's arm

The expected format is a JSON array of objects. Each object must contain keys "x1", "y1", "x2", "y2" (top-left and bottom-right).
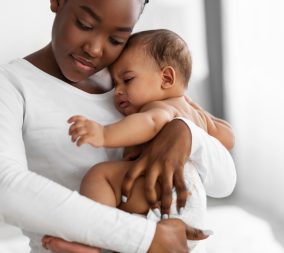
[
  {"x1": 121, "y1": 118, "x2": 237, "y2": 216},
  {"x1": 0, "y1": 74, "x2": 156, "y2": 253}
]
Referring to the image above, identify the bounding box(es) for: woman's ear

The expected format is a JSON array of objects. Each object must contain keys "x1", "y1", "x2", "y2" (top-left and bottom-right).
[
  {"x1": 161, "y1": 66, "x2": 176, "y2": 89},
  {"x1": 50, "y1": 0, "x2": 65, "y2": 13}
]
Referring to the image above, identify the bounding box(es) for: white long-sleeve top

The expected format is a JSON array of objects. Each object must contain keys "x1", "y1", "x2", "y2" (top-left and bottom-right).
[{"x1": 0, "y1": 59, "x2": 236, "y2": 253}]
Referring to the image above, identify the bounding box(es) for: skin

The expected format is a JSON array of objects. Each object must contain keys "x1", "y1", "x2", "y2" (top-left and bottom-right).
[
  {"x1": 26, "y1": 0, "x2": 139, "y2": 87},
  {"x1": 24, "y1": 0, "x2": 209, "y2": 252},
  {"x1": 111, "y1": 46, "x2": 168, "y2": 115}
]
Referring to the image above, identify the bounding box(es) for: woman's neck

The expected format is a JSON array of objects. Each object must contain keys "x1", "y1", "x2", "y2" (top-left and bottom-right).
[
  {"x1": 24, "y1": 43, "x2": 110, "y2": 94},
  {"x1": 25, "y1": 43, "x2": 68, "y2": 82}
]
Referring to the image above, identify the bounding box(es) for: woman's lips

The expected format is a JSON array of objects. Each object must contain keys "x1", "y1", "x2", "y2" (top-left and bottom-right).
[{"x1": 72, "y1": 55, "x2": 96, "y2": 72}]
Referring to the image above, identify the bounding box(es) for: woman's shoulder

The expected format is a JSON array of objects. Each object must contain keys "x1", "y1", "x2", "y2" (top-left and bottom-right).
[{"x1": 0, "y1": 59, "x2": 35, "y2": 81}]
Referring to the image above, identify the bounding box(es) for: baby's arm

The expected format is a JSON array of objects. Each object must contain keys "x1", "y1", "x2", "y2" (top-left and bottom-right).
[
  {"x1": 68, "y1": 102, "x2": 174, "y2": 148},
  {"x1": 187, "y1": 98, "x2": 235, "y2": 150}
]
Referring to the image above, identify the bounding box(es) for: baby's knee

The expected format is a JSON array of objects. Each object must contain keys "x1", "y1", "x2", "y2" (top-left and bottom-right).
[
  {"x1": 80, "y1": 164, "x2": 109, "y2": 193},
  {"x1": 84, "y1": 163, "x2": 109, "y2": 181}
]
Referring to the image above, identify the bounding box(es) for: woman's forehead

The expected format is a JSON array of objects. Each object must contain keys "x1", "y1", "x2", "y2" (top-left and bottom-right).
[{"x1": 70, "y1": 0, "x2": 142, "y2": 26}]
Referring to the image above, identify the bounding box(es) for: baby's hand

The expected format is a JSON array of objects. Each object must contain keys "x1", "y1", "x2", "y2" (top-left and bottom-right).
[{"x1": 68, "y1": 115, "x2": 105, "y2": 148}]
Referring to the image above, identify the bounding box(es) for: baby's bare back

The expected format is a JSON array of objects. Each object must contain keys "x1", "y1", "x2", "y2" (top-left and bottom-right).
[{"x1": 161, "y1": 97, "x2": 208, "y2": 132}]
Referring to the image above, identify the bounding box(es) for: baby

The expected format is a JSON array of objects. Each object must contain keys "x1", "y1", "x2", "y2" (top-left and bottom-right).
[{"x1": 43, "y1": 29, "x2": 234, "y2": 253}]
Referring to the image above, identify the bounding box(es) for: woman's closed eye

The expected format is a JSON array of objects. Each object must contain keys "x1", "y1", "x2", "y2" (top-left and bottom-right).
[
  {"x1": 76, "y1": 18, "x2": 93, "y2": 31},
  {"x1": 109, "y1": 37, "x2": 126, "y2": 46}
]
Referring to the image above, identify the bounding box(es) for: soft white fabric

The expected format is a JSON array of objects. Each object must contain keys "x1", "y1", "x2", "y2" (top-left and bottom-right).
[{"x1": 0, "y1": 59, "x2": 236, "y2": 253}]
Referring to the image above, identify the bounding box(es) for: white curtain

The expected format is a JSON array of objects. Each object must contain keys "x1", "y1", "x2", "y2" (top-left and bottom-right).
[{"x1": 221, "y1": 0, "x2": 284, "y2": 222}]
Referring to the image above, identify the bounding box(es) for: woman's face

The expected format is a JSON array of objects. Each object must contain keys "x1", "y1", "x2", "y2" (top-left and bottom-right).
[{"x1": 51, "y1": 0, "x2": 141, "y2": 82}]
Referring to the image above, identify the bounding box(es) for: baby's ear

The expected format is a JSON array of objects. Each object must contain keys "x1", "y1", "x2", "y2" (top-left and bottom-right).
[{"x1": 161, "y1": 66, "x2": 176, "y2": 89}]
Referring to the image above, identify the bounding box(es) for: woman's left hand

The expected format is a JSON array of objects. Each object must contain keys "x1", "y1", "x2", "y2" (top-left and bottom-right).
[{"x1": 121, "y1": 119, "x2": 192, "y2": 217}]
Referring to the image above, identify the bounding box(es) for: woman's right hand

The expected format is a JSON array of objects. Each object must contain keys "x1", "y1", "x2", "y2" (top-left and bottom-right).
[{"x1": 148, "y1": 219, "x2": 209, "y2": 253}]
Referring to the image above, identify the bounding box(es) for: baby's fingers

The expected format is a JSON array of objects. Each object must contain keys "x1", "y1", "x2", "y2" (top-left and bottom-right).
[
  {"x1": 70, "y1": 127, "x2": 88, "y2": 142},
  {"x1": 75, "y1": 135, "x2": 90, "y2": 146},
  {"x1": 67, "y1": 115, "x2": 87, "y2": 124},
  {"x1": 68, "y1": 120, "x2": 87, "y2": 135}
]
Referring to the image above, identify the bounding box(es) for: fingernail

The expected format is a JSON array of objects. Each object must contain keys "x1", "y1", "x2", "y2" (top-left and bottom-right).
[
  {"x1": 162, "y1": 214, "x2": 169, "y2": 219},
  {"x1": 153, "y1": 208, "x2": 161, "y2": 217},
  {"x1": 203, "y1": 229, "x2": 214, "y2": 236},
  {"x1": 178, "y1": 207, "x2": 184, "y2": 215},
  {"x1": 121, "y1": 195, "x2": 128, "y2": 203}
]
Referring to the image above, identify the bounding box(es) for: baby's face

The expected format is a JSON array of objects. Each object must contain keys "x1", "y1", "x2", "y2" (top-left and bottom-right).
[{"x1": 110, "y1": 47, "x2": 163, "y2": 115}]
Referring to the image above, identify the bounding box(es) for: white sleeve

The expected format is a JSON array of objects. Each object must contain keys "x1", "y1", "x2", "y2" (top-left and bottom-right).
[
  {"x1": 175, "y1": 117, "x2": 237, "y2": 198},
  {"x1": 0, "y1": 75, "x2": 155, "y2": 253}
]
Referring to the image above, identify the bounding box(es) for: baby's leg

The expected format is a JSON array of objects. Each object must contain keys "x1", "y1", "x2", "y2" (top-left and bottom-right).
[
  {"x1": 80, "y1": 160, "x2": 160, "y2": 214},
  {"x1": 79, "y1": 161, "x2": 125, "y2": 207}
]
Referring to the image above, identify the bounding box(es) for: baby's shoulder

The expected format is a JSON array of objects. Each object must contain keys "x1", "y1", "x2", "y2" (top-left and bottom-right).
[{"x1": 140, "y1": 100, "x2": 172, "y2": 112}]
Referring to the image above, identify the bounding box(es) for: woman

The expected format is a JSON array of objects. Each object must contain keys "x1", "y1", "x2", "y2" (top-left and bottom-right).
[{"x1": 0, "y1": 0, "x2": 236, "y2": 252}]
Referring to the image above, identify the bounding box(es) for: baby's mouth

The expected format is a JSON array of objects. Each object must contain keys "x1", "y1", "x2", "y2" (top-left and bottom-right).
[{"x1": 119, "y1": 101, "x2": 130, "y2": 108}]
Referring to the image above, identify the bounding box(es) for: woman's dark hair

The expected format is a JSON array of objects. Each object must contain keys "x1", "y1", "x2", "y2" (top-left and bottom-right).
[
  {"x1": 125, "y1": 29, "x2": 192, "y2": 87},
  {"x1": 139, "y1": 0, "x2": 149, "y2": 14}
]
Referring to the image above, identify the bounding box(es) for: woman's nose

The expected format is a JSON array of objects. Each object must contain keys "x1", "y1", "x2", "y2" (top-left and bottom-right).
[{"x1": 83, "y1": 38, "x2": 103, "y2": 58}]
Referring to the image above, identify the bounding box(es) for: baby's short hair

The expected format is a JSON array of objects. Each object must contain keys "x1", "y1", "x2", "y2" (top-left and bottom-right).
[{"x1": 125, "y1": 29, "x2": 192, "y2": 87}]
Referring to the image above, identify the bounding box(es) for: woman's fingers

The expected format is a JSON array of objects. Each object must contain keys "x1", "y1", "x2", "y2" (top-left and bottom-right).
[
  {"x1": 173, "y1": 168, "x2": 188, "y2": 214},
  {"x1": 121, "y1": 159, "x2": 145, "y2": 202},
  {"x1": 185, "y1": 225, "x2": 213, "y2": 240},
  {"x1": 160, "y1": 168, "x2": 174, "y2": 218},
  {"x1": 122, "y1": 145, "x2": 143, "y2": 161},
  {"x1": 144, "y1": 163, "x2": 161, "y2": 211}
]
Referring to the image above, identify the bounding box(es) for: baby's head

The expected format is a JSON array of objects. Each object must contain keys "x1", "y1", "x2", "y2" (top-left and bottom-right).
[
  {"x1": 110, "y1": 29, "x2": 192, "y2": 115},
  {"x1": 125, "y1": 29, "x2": 192, "y2": 87}
]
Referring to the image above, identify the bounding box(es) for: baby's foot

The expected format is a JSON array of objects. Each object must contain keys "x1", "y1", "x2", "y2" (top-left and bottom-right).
[{"x1": 42, "y1": 235, "x2": 101, "y2": 253}]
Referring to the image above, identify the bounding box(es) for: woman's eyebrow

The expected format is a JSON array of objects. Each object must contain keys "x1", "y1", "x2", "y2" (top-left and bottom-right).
[
  {"x1": 115, "y1": 26, "x2": 133, "y2": 33},
  {"x1": 79, "y1": 5, "x2": 133, "y2": 33},
  {"x1": 80, "y1": 5, "x2": 101, "y2": 22}
]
